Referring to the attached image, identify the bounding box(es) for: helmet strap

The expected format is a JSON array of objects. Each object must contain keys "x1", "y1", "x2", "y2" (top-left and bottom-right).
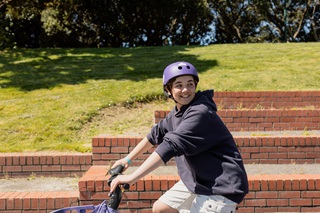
[
  {"x1": 164, "y1": 90, "x2": 178, "y2": 103},
  {"x1": 163, "y1": 90, "x2": 171, "y2": 98}
]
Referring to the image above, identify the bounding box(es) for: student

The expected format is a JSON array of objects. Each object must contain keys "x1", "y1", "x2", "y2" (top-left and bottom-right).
[{"x1": 109, "y1": 61, "x2": 249, "y2": 213}]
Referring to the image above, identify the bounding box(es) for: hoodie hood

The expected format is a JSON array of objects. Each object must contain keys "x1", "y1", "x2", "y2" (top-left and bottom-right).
[
  {"x1": 179, "y1": 89, "x2": 217, "y2": 113},
  {"x1": 195, "y1": 90, "x2": 217, "y2": 112}
]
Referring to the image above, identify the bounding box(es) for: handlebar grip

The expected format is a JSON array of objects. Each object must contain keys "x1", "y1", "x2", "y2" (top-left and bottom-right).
[
  {"x1": 108, "y1": 164, "x2": 126, "y2": 176},
  {"x1": 123, "y1": 183, "x2": 130, "y2": 190},
  {"x1": 107, "y1": 164, "x2": 130, "y2": 189},
  {"x1": 106, "y1": 164, "x2": 130, "y2": 210},
  {"x1": 107, "y1": 186, "x2": 122, "y2": 209}
]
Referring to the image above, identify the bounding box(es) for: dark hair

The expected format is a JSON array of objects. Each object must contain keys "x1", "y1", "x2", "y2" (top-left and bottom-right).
[{"x1": 164, "y1": 75, "x2": 198, "y2": 94}]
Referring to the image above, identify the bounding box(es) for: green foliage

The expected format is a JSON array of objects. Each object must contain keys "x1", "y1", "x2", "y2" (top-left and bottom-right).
[
  {"x1": 122, "y1": 93, "x2": 168, "y2": 108},
  {"x1": 209, "y1": 0, "x2": 320, "y2": 43},
  {"x1": 0, "y1": 43, "x2": 319, "y2": 152},
  {"x1": 1, "y1": 0, "x2": 319, "y2": 48},
  {"x1": 1, "y1": 0, "x2": 213, "y2": 48}
]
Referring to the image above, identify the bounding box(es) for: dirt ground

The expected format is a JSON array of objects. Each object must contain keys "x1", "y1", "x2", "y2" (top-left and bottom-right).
[{"x1": 0, "y1": 177, "x2": 79, "y2": 192}]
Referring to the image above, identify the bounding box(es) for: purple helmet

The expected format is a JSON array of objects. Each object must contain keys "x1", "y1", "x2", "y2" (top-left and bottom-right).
[{"x1": 163, "y1": 61, "x2": 199, "y2": 86}]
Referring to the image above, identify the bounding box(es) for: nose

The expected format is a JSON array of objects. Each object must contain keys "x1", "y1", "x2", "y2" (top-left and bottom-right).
[{"x1": 182, "y1": 86, "x2": 189, "y2": 93}]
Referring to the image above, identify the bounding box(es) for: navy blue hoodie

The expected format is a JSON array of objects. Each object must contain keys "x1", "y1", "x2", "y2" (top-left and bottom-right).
[{"x1": 147, "y1": 90, "x2": 248, "y2": 204}]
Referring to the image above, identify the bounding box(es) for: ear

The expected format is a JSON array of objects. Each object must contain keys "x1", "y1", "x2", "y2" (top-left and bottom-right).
[
  {"x1": 164, "y1": 86, "x2": 173, "y2": 99},
  {"x1": 164, "y1": 85, "x2": 171, "y2": 95}
]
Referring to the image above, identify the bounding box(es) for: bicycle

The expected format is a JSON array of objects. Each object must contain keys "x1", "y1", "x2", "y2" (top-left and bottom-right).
[{"x1": 51, "y1": 164, "x2": 129, "y2": 213}]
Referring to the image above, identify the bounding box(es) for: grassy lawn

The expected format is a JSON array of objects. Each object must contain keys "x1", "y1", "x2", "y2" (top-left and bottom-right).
[{"x1": 0, "y1": 43, "x2": 319, "y2": 152}]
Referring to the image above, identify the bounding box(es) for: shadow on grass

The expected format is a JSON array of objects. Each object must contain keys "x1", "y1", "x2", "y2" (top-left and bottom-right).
[{"x1": 0, "y1": 46, "x2": 218, "y2": 91}]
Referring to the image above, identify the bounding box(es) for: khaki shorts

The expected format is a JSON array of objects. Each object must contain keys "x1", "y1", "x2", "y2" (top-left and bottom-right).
[{"x1": 159, "y1": 180, "x2": 237, "y2": 213}]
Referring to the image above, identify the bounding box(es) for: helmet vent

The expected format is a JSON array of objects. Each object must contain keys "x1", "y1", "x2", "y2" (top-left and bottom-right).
[
  {"x1": 187, "y1": 66, "x2": 190, "y2": 69},
  {"x1": 178, "y1": 66, "x2": 182, "y2": 70}
]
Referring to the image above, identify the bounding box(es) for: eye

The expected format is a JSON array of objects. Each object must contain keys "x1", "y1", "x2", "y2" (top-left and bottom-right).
[
  {"x1": 174, "y1": 84, "x2": 182, "y2": 88},
  {"x1": 188, "y1": 82, "x2": 195, "y2": 87}
]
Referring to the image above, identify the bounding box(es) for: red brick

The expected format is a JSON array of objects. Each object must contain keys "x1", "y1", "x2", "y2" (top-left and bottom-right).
[
  {"x1": 278, "y1": 207, "x2": 301, "y2": 212},
  {"x1": 160, "y1": 175, "x2": 169, "y2": 190},
  {"x1": 144, "y1": 176, "x2": 152, "y2": 191},
  {"x1": 302, "y1": 191, "x2": 320, "y2": 198},
  {"x1": 92, "y1": 137, "x2": 99, "y2": 147},
  {"x1": 22, "y1": 196, "x2": 31, "y2": 210},
  {"x1": 7, "y1": 192, "x2": 22, "y2": 210},
  {"x1": 123, "y1": 191, "x2": 138, "y2": 200},
  {"x1": 42, "y1": 165, "x2": 61, "y2": 172},
  {"x1": 307, "y1": 179, "x2": 316, "y2": 190},
  {"x1": 3, "y1": 166, "x2": 22, "y2": 172},
  {"x1": 139, "y1": 191, "x2": 162, "y2": 200},
  {"x1": 61, "y1": 165, "x2": 81, "y2": 171},
  {"x1": 0, "y1": 156, "x2": 6, "y2": 166},
  {"x1": 22, "y1": 165, "x2": 41, "y2": 172},
  {"x1": 267, "y1": 198, "x2": 289, "y2": 206},
  {"x1": 302, "y1": 207, "x2": 320, "y2": 212},
  {"x1": 92, "y1": 147, "x2": 110, "y2": 154},
  {"x1": 255, "y1": 191, "x2": 278, "y2": 199},
  {"x1": 245, "y1": 199, "x2": 266, "y2": 207},
  {"x1": 290, "y1": 198, "x2": 312, "y2": 206},
  {"x1": 279, "y1": 191, "x2": 300, "y2": 198},
  {"x1": 111, "y1": 147, "x2": 128, "y2": 153}
]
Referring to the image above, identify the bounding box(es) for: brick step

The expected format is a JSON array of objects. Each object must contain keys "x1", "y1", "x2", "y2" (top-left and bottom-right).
[
  {"x1": 212, "y1": 91, "x2": 320, "y2": 109},
  {"x1": 2, "y1": 134, "x2": 319, "y2": 178},
  {"x1": 123, "y1": 164, "x2": 320, "y2": 176},
  {"x1": 0, "y1": 190, "x2": 79, "y2": 213},
  {"x1": 78, "y1": 165, "x2": 320, "y2": 213},
  {"x1": 0, "y1": 152, "x2": 92, "y2": 178},
  {"x1": 92, "y1": 135, "x2": 320, "y2": 166},
  {"x1": 2, "y1": 165, "x2": 320, "y2": 212},
  {"x1": 154, "y1": 109, "x2": 320, "y2": 131}
]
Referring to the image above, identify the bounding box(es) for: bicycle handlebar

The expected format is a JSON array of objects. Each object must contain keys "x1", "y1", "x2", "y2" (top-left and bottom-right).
[{"x1": 107, "y1": 164, "x2": 130, "y2": 210}]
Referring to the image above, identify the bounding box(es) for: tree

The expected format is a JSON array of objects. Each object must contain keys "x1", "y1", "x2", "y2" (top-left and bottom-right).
[
  {"x1": 208, "y1": 0, "x2": 319, "y2": 43},
  {"x1": 209, "y1": 0, "x2": 262, "y2": 43},
  {"x1": 0, "y1": 0, "x2": 44, "y2": 48},
  {"x1": 0, "y1": 0, "x2": 319, "y2": 48},
  {"x1": 39, "y1": 0, "x2": 214, "y2": 47},
  {"x1": 110, "y1": 0, "x2": 214, "y2": 46},
  {"x1": 251, "y1": 0, "x2": 319, "y2": 42}
]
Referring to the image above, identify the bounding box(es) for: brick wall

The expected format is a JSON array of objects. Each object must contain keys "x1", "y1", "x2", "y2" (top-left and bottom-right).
[
  {"x1": 154, "y1": 109, "x2": 320, "y2": 131},
  {"x1": 240, "y1": 174, "x2": 320, "y2": 212},
  {"x1": 86, "y1": 135, "x2": 320, "y2": 212},
  {"x1": 78, "y1": 166, "x2": 320, "y2": 213},
  {"x1": 91, "y1": 136, "x2": 161, "y2": 166},
  {"x1": 239, "y1": 174, "x2": 320, "y2": 212},
  {"x1": 213, "y1": 91, "x2": 320, "y2": 109},
  {"x1": 236, "y1": 136, "x2": 320, "y2": 164},
  {"x1": 0, "y1": 152, "x2": 92, "y2": 178},
  {"x1": 2, "y1": 132, "x2": 319, "y2": 178},
  {"x1": 91, "y1": 135, "x2": 320, "y2": 165},
  {"x1": 79, "y1": 166, "x2": 179, "y2": 213},
  {"x1": 0, "y1": 191, "x2": 79, "y2": 213}
]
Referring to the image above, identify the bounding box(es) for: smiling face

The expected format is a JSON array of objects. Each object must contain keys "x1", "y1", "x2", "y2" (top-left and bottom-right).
[{"x1": 167, "y1": 75, "x2": 197, "y2": 110}]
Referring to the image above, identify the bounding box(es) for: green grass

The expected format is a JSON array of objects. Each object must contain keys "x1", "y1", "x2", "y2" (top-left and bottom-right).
[{"x1": 0, "y1": 43, "x2": 319, "y2": 152}]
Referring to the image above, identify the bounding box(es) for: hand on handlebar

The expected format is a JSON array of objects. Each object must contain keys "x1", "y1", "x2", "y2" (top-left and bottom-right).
[
  {"x1": 107, "y1": 164, "x2": 131, "y2": 210},
  {"x1": 109, "y1": 173, "x2": 134, "y2": 195},
  {"x1": 111, "y1": 158, "x2": 130, "y2": 170}
]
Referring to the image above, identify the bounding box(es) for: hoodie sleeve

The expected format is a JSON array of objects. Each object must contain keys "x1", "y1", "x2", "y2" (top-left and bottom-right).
[
  {"x1": 155, "y1": 103, "x2": 231, "y2": 163},
  {"x1": 147, "y1": 110, "x2": 173, "y2": 145}
]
